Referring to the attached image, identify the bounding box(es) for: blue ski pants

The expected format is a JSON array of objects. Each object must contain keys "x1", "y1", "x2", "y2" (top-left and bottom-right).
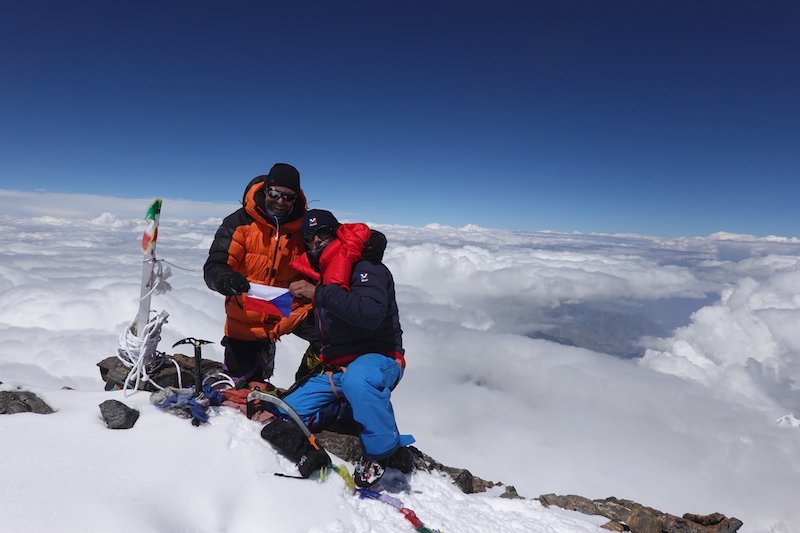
[{"x1": 282, "y1": 353, "x2": 412, "y2": 459}]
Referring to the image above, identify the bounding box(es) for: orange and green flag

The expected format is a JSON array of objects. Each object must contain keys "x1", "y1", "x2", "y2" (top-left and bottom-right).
[{"x1": 141, "y1": 199, "x2": 162, "y2": 255}]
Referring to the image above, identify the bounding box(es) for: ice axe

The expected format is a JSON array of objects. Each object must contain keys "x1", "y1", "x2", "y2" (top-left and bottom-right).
[{"x1": 172, "y1": 337, "x2": 212, "y2": 397}]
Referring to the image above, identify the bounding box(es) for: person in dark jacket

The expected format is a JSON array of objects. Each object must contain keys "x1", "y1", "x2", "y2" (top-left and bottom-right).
[
  {"x1": 260, "y1": 209, "x2": 414, "y2": 487},
  {"x1": 203, "y1": 163, "x2": 321, "y2": 382}
]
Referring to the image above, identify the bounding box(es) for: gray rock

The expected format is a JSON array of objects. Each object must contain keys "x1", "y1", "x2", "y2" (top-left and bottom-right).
[
  {"x1": 99, "y1": 399, "x2": 140, "y2": 429},
  {"x1": 539, "y1": 494, "x2": 605, "y2": 517},
  {"x1": 315, "y1": 430, "x2": 512, "y2": 495},
  {"x1": 538, "y1": 493, "x2": 743, "y2": 533},
  {"x1": 447, "y1": 467, "x2": 475, "y2": 494},
  {"x1": 626, "y1": 508, "x2": 661, "y2": 533},
  {"x1": 601, "y1": 521, "x2": 629, "y2": 532},
  {"x1": 315, "y1": 430, "x2": 363, "y2": 462},
  {"x1": 0, "y1": 390, "x2": 54, "y2": 415},
  {"x1": 97, "y1": 354, "x2": 224, "y2": 392},
  {"x1": 499, "y1": 485, "x2": 522, "y2": 499}
]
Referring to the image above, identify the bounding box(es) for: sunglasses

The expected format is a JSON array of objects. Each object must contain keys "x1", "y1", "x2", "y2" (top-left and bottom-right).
[
  {"x1": 266, "y1": 187, "x2": 298, "y2": 203},
  {"x1": 303, "y1": 226, "x2": 335, "y2": 245}
]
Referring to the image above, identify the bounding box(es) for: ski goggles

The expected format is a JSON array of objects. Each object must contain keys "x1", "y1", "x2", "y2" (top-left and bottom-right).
[
  {"x1": 266, "y1": 187, "x2": 298, "y2": 203},
  {"x1": 303, "y1": 225, "x2": 335, "y2": 245}
]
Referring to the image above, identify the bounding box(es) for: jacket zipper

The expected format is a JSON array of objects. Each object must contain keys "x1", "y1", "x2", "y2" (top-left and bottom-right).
[{"x1": 268, "y1": 218, "x2": 280, "y2": 284}]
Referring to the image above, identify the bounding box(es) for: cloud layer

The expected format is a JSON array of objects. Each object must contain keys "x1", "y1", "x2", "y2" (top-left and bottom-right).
[{"x1": 2, "y1": 190, "x2": 800, "y2": 531}]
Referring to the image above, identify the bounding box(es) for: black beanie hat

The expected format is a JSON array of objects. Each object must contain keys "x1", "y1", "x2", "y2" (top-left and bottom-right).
[
  {"x1": 302, "y1": 209, "x2": 340, "y2": 238},
  {"x1": 265, "y1": 163, "x2": 300, "y2": 193}
]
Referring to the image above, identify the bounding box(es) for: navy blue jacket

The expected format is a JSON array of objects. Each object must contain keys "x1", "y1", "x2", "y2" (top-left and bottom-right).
[{"x1": 314, "y1": 258, "x2": 403, "y2": 365}]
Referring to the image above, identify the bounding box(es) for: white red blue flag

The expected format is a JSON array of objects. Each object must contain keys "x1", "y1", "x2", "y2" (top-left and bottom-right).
[{"x1": 244, "y1": 283, "x2": 293, "y2": 317}]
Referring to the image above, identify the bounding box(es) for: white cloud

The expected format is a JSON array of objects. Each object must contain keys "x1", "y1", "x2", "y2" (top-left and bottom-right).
[
  {"x1": 2, "y1": 190, "x2": 800, "y2": 532},
  {"x1": 641, "y1": 263, "x2": 800, "y2": 414}
]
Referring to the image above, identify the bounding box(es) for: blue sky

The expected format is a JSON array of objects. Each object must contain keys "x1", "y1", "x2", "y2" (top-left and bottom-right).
[{"x1": 1, "y1": 1, "x2": 798, "y2": 237}]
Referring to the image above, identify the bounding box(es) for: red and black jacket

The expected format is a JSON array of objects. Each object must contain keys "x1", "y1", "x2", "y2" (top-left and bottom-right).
[
  {"x1": 291, "y1": 224, "x2": 404, "y2": 367},
  {"x1": 203, "y1": 176, "x2": 311, "y2": 341}
]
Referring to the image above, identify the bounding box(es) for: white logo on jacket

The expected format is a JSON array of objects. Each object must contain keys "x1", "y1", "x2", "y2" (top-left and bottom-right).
[{"x1": 359, "y1": 273, "x2": 369, "y2": 283}]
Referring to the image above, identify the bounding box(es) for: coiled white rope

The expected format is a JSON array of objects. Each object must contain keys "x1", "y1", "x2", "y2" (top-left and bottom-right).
[
  {"x1": 116, "y1": 310, "x2": 179, "y2": 395},
  {"x1": 203, "y1": 372, "x2": 236, "y2": 390},
  {"x1": 114, "y1": 254, "x2": 203, "y2": 395}
]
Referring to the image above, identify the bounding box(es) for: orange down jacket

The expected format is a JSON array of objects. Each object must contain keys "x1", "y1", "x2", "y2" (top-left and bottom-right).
[{"x1": 203, "y1": 176, "x2": 311, "y2": 341}]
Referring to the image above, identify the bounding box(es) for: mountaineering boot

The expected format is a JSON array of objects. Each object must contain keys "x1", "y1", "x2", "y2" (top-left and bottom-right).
[
  {"x1": 260, "y1": 417, "x2": 331, "y2": 478},
  {"x1": 353, "y1": 457, "x2": 388, "y2": 488},
  {"x1": 386, "y1": 446, "x2": 415, "y2": 474}
]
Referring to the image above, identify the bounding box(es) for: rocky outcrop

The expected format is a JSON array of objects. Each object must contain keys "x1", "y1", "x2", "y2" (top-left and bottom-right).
[
  {"x1": 538, "y1": 494, "x2": 743, "y2": 533},
  {"x1": 315, "y1": 430, "x2": 521, "y2": 499},
  {"x1": 316, "y1": 432, "x2": 741, "y2": 530},
  {"x1": 97, "y1": 354, "x2": 224, "y2": 392},
  {"x1": 92, "y1": 359, "x2": 744, "y2": 531},
  {"x1": 0, "y1": 390, "x2": 54, "y2": 415}
]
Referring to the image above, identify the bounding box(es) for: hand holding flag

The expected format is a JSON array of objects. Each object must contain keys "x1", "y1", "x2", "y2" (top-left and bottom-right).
[{"x1": 244, "y1": 283, "x2": 293, "y2": 317}]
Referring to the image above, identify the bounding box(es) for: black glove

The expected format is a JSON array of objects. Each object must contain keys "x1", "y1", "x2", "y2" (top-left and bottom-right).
[
  {"x1": 386, "y1": 445, "x2": 416, "y2": 474},
  {"x1": 215, "y1": 272, "x2": 250, "y2": 296}
]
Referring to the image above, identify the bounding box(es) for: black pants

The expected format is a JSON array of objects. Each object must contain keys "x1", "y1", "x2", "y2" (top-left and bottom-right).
[
  {"x1": 221, "y1": 336, "x2": 275, "y2": 382},
  {"x1": 223, "y1": 314, "x2": 324, "y2": 383},
  {"x1": 289, "y1": 313, "x2": 325, "y2": 382},
  {"x1": 291, "y1": 313, "x2": 324, "y2": 354}
]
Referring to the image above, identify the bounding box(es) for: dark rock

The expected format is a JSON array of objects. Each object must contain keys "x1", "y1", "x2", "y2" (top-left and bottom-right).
[
  {"x1": 539, "y1": 494, "x2": 604, "y2": 517},
  {"x1": 447, "y1": 468, "x2": 475, "y2": 494},
  {"x1": 315, "y1": 430, "x2": 512, "y2": 496},
  {"x1": 98, "y1": 354, "x2": 223, "y2": 392},
  {"x1": 684, "y1": 513, "x2": 726, "y2": 526},
  {"x1": 626, "y1": 508, "x2": 661, "y2": 533},
  {"x1": 99, "y1": 399, "x2": 140, "y2": 429},
  {"x1": 597, "y1": 500, "x2": 639, "y2": 523},
  {"x1": 500, "y1": 485, "x2": 522, "y2": 499},
  {"x1": 0, "y1": 390, "x2": 55, "y2": 415},
  {"x1": 682, "y1": 513, "x2": 744, "y2": 533},
  {"x1": 538, "y1": 494, "x2": 743, "y2": 533},
  {"x1": 601, "y1": 521, "x2": 630, "y2": 532},
  {"x1": 315, "y1": 430, "x2": 363, "y2": 462},
  {"x1": 602, "y1": 497, "x2": 655, "y2": 523}
]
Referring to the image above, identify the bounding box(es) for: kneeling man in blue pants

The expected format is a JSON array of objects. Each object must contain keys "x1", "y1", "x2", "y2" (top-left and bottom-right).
[{"x1": 260, "y1": 209, "x2": 413, "y2": 487}]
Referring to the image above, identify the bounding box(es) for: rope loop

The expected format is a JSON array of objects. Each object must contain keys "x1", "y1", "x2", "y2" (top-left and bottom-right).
[{"x1": 116, "y1": 310, "x2": 171, "y2": 395}]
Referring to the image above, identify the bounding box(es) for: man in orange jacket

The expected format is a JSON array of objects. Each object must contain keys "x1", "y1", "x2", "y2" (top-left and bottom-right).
[{"x1": 203, "y1": 163, "x2": 319, "y2": 382}]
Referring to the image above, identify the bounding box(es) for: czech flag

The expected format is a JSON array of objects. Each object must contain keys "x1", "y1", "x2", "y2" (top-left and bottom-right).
[{"x1": 244, "y1": 283, "x2": 293, "y2": 317}]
